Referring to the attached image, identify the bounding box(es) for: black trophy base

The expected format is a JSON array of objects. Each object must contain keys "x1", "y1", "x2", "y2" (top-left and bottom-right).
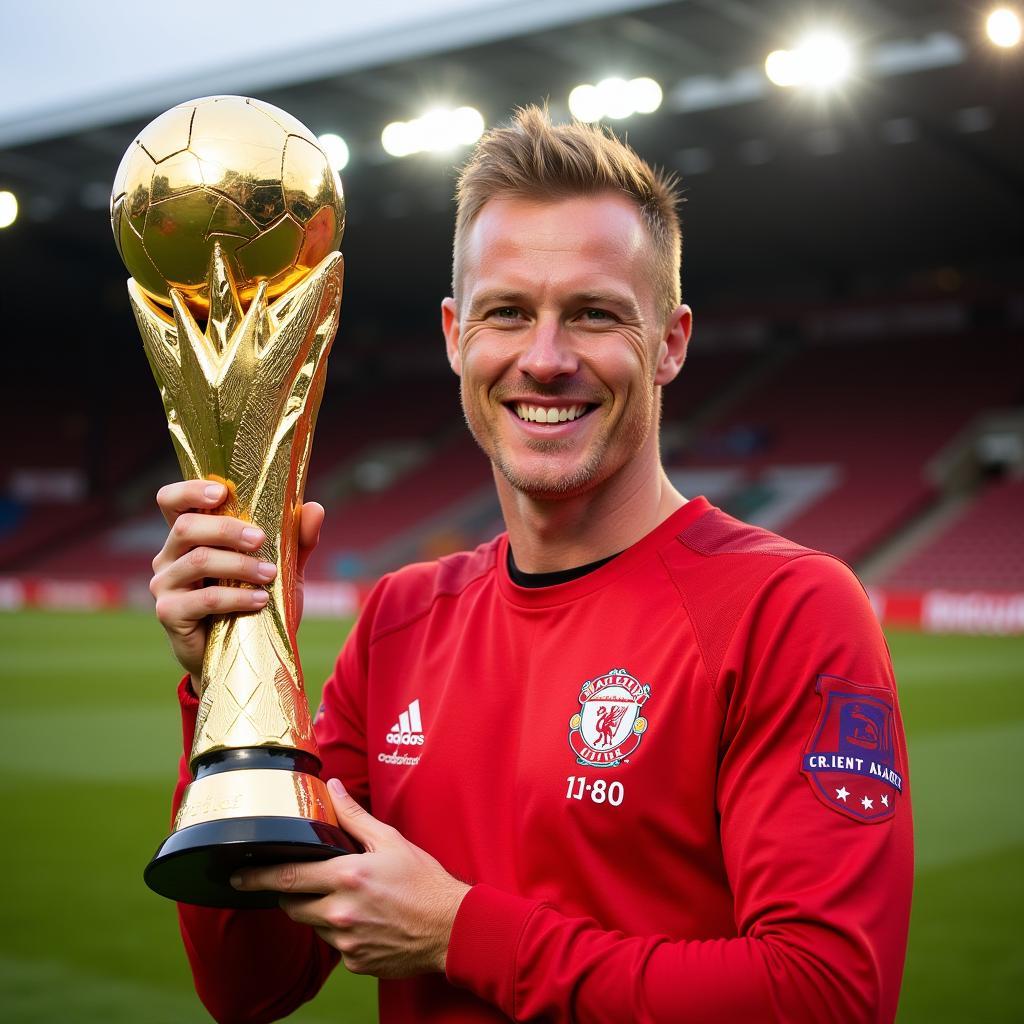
[{"x1": 145, "y1": 815, "x2": 354, "y2": 908}]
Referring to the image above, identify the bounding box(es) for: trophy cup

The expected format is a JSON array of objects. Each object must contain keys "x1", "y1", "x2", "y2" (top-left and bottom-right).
[{"x1": 111, "y1": 95, "x2": 354, "y2": 907}]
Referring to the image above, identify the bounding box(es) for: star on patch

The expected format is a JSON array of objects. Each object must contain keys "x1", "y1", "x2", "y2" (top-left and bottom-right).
[
  {"x1": 836, "y1": 786, "x2": 850, "y2": 802},
  {"x1": 881, "y1": 794, "x2": 889, "y2": 807},
  {"x1": 861, "y1": 796, "x2": 874, "y2": 810}
]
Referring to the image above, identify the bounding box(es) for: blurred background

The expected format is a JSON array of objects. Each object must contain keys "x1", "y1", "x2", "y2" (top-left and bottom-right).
[{"x1": 0, "y1": 1, "x2": 1021, "y2": 1021}]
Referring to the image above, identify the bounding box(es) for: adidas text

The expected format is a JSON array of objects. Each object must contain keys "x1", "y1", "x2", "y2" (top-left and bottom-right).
[{"x1": 386, "y1": 731, "x2": 425, "y2": 746}]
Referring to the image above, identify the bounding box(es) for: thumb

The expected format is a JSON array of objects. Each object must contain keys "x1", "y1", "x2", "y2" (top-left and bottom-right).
[
  {"x1": 297, "y1": 501, "x2": 325, "y2": 575},
  {"x1": 327, "y1": 777, "x2": 393, "y2": 851}
]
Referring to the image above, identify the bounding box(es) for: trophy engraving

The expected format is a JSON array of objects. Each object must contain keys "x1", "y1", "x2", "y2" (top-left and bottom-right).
[{"x1": 111, "y1": 96, "x2": 353, "y2": 907}]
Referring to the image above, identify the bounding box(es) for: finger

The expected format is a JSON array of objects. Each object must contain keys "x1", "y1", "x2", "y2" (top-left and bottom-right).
[
  {"x1": 277, "y1": 893, "x2": 330, "y2": 927},
  {"x1": 156, "y1": 480, "x2": 228, "y2": 527},
  {"x1": 154, "y1": 512, "x2": 265, "y2": 573},
  {"x1": 155, "y1": 585, "x2": 269, "y2": 631},
  {"x1": 154, "y1": 547, "x2": 276, "y2": 593},
  {"x1": 297, "y1": 502, "x2": 325, "y2": 575},
  {"x1": 327, "y1": 778, "x2": 395, "y2": 851},
  {"x1": 231, "y1": 858, "x2": 337, "y2": 895}
]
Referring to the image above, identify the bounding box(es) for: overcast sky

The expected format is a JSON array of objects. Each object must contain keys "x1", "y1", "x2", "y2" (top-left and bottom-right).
[{"x1": 0, "y1": 0, "x2": 654, "y2": 145}]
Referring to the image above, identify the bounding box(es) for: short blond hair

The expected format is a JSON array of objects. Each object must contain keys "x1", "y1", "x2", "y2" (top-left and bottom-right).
[{"x1": 453, "y1": 105, "x2": 682, "y2": 315}]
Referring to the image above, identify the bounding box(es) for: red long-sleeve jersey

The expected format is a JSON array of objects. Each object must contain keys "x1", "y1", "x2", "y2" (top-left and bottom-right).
[{"x1": 174, "y1": 497, "x2": 913, "y2": 1023}]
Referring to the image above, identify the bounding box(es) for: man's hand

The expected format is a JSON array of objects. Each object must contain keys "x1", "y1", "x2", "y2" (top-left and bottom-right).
[
  {"x1": 230, "y1": 779, "x2": 471, "y2": 978},
  {"x1": 149, "y1": 479, "x2": 325, "y2": 683}
]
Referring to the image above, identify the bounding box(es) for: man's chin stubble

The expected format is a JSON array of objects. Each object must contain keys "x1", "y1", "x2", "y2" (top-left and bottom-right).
[{"x1": 491, "y1": 446, "x2": 610, "y2": 500}]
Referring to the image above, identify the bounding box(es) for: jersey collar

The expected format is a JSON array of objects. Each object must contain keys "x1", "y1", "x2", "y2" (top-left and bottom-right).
[{"x1": 495, "y1": 496, "x2": 712, "y2": 609}]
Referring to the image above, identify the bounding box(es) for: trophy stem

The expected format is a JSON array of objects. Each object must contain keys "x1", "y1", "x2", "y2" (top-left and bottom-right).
[
  {"x1": 129, "y1": 248, "x2": 348, "y2": 907},
  {"x1": 145, "y1": 748, "x2": 355, "y2": 908}
]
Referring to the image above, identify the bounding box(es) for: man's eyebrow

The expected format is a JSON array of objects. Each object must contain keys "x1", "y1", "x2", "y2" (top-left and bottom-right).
[
  {"x1": 570, "y1": 291, "x2": 641, "y2": 316},
  {"x1": 466, "y1": 289, "x2": 642, "y2": 318},
  {"x1": 466, "y1": 290, "x2": 528, "y2": 316}
]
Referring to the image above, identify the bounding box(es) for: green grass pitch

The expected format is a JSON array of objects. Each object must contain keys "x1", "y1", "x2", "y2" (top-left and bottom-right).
[{"x1": 1, "y1": 610, "x2": 1021, "y2": 1022}]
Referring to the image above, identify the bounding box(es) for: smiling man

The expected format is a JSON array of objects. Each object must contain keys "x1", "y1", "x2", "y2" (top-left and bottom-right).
[
  {"x1": 152, "y1": 107, "x2": 913, "y2": 1023},
  {"x1": 441, "y1": 184, "x2": 690, "y2": 570}
]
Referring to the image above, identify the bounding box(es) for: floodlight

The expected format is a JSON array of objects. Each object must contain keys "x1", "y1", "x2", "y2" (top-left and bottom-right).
[
  {"x1": 0, "y1": 190, "x2": 18, "y2": 228},
  {"x1": 381, "y1": 107, "x2": 486, "y2": 158},
  {"x1": 987, "y1": 8, "x2": 1022, "y2": 47},
  {"x1": 569, "y1": 84, "x2": 603, "y2": 122},
  {"x1": 451, "y1": 107, "x2": 485, "y2": 146},
  {"x1": 569, "y1": 76, "x2": 663, "y2": 121},
  {"x1": 796, "y1": 31, "x2": 854, "y2": 87},
  {"x1": 765, "y1": 31, "x2": 854, "y2": 89},
  {"x1": 765, "y1": 49, "x2": 801, "y2": 87},
  {"x1": 629, "y1": 77, "x2": 663, "y2": 114},
  {"x1": 595, "y1": 77, "x2": 634, "y2": 119},
  {"x1": 381, "y1": 121, "x2": 414, "y2": 158},
  {"x1": 317, "y1": 133, "x2": 350, "y2": 171},
  {"x1": 417, "y1": 109, "x2": 453, "y2": 151}
]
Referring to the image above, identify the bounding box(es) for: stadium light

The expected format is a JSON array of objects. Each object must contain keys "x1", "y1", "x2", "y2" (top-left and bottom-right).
[
  {"x1": 986, "y1": 8, "x2": 1022, "y2": 47},
  {"x1": 317, "y1": 133, "x2": 350, "y2": 171},
  {"x1": 596, "y1": 78, "x2": 634, "y2": 119},
  {"x1": 628, "y1": 77, "x2": 663, "y2": 114},
  {"x1": 568, "y1": 76, "x2": 663, "y2": 122},
  {"x1": 382, "y1": 121, "x2": 414, "y2": 158},
  {"x1": 764, "y1": 31, "x2": 855, "y2": 89},
  {"x1": 568, "y1": 84, "x2": 603, "y2": 123},
  {"x1": 449, "y1": 106, "x2": 486, "y2": 147},
  {"x1": 764, "y1": 49, "x2": 802, "y2": 87},
  {"x1": 381, "y1": 107, "x2": 484, "y2": 158},
  {"x1": 0, "y1": 190, "x2": 17, "y2": 229}
]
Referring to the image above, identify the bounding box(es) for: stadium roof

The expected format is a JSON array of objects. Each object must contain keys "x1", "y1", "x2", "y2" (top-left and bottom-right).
[{"x1": 1, "y1": 0, "x2": 1020, "y2": 337}]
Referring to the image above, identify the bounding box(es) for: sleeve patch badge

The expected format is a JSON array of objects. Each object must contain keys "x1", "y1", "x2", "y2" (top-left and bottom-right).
[{"x1": 801, "y1": 674, "x2": 903, "y2": 823}]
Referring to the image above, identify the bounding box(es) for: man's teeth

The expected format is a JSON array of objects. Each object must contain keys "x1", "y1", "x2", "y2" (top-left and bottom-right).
[{"x1": 514, "y1": 404, "x2": 588, "y2": 423}]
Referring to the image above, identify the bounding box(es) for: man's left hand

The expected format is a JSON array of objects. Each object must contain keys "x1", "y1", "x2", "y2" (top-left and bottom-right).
[{"x1": 231, "y1": 778, "x2": 471, "y2": 978}]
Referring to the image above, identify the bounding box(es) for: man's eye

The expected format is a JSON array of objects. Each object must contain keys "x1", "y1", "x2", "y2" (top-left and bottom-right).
[
  {"x1": 490, "y1": 307, "x2": 521, "y2": 320},
  {"x1": 581, "y1": 308, "x2": 614, "y2": 321}
]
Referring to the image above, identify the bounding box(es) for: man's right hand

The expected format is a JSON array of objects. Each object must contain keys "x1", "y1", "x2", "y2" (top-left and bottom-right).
[{"x1": 150, "y1": 480, "x2": 324, "y2": 687}]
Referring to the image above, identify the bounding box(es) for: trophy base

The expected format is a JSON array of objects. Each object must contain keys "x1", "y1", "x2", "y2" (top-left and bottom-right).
[
  {"x1": 145, "y1": 747, "x2": 356, "y2": 908},
  {"x1": 145, "y1": 815, "x2": 353, "y2": 908}
]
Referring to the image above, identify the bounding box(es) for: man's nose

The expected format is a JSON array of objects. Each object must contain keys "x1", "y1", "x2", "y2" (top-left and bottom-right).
[{"x1": 516, "y1": 320, "x2": 578, "y2": 382}]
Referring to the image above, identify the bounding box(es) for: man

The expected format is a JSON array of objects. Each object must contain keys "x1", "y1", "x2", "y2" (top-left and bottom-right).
[{"x1": 151, "y1": 107, "x2": 912, "y2": 1023}]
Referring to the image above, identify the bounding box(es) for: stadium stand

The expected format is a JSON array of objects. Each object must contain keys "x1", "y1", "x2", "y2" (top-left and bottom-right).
[
  {"x1": 881, "y1": 476, "x2": 1024, "y2": 591},
  {"x1": 670, "y1": 331, "x2": 1023, "y2": 564},
  {"x1": 5, "y1": 314, "x2": 1022, "y2": 594},
  {"x1": 13, "y1": 371, "x2": 476, "y2": 581},
  {"x1": 305, "y1": 431, "x2": 493, "y2": 579}
]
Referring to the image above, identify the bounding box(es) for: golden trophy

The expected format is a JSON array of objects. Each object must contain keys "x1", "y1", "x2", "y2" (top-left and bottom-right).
[{"x1": 111, "y1": 95, "x2": 354, "y2": 907}]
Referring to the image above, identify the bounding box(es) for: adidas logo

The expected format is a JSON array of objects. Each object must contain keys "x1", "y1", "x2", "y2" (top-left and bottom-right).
[{"x1": 386, "y1": 699, "x2": 425, "y2": 747}]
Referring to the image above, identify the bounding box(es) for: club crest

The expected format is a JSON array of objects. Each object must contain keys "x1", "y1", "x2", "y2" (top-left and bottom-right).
[
  {"x1": 568, "y1": 668, "x2": 651, "y2": 768},
  {"x1": 801, "y1": 675, "x2": 904, "y2": 823}
]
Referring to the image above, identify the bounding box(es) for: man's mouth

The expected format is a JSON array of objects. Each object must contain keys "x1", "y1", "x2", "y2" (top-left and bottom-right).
[{"x1": 510, "y1": 402, "x2": 596, "y2": 424}]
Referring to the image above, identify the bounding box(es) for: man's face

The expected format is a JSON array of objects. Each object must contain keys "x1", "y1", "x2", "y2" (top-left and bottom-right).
[{"x1": 443, "y1": 193, "x2": 689, "y2": 501}]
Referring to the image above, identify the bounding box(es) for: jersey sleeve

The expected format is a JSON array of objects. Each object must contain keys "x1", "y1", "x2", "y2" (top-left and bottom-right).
[
  {"x1": 171, "y1": 580, "x2": 385, "y2": 1023},
  {"x1": 445, "y1": 554, "x2": 913, "y2": 1024},
  {"x1": 313, "y1": 576, "x2": 383, "y2": 811}
]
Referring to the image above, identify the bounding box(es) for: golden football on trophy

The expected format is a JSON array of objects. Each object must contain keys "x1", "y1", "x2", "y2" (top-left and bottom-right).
[{"x1": 111, "y1": 95, "x2": 344, "y2": 316}]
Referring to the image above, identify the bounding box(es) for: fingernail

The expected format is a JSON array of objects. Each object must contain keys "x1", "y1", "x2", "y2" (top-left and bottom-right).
[
  {"x1": 230, "y1": 873, "x2": 243, "y2": 889},
  {"x1": 328, "y1": 778, "x2": 346, "y2": 797},
  {"x1": 204, "y1": 483, "x2": 225, "y2": 501},
  {"x1": 252, "y1": 589, "x2": 269, "y2": 605},
  {"x1": 242, "y1": 527, "x2": 263, "y2": 546},
  {"x1": 257, "y1": 561, "x2": 277, "y2": 581}
]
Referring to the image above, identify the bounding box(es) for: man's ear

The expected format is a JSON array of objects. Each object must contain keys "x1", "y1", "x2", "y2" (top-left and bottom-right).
[
  {"x1": 654, "y1": 304, "x2": 692, "y2": 386},
  {"x1": 441, "y1": 297, "x2": 461, "y2": 376}
]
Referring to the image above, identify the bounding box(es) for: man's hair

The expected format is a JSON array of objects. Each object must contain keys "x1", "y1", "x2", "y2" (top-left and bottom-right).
[{"x1": 453, "y1": 105, "x2": 682, "y2": 316}]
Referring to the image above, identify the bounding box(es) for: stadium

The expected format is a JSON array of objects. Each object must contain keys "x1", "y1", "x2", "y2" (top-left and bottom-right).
[{"x1": 0, "y1": 1, "x2": 1021, "y2": 1021}]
